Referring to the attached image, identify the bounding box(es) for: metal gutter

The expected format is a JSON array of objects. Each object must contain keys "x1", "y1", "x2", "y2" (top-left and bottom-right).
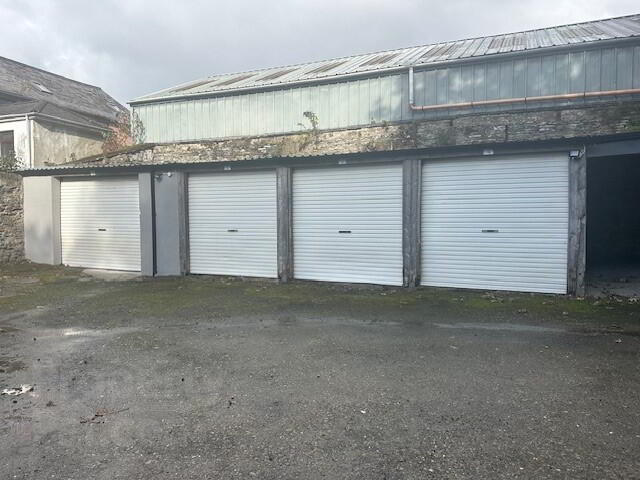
[
  {"x1": 0, "y1": 113, "x2": 31, "y2": 122},
  {"x1": 0, "y1": 111, "x2": 109, "y2": 134},
  {"x1": 129, "y1": 36, "x2": 640, "y2": 106}
]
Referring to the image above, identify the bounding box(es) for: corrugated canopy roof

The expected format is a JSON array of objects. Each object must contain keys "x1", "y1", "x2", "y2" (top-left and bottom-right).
[
  {"x1": 0, "y1": 56, "x2": 127, "y2": 123},
  {"x1": 132, "y1": 13, "x2": 640, "y2": 104}
]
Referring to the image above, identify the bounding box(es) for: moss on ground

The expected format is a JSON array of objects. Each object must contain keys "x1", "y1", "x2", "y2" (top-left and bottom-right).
[{"x1": 0, "y1": 264, "x2": 638, "y2": 332}]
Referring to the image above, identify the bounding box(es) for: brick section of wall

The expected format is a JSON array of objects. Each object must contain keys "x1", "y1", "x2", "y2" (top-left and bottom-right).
[
  {"x1": 63, "y1": 102, "x2": 640, "y2": 169},
  {"x1": 0, "y1": 172, "x2": 24, "y2": 263}
]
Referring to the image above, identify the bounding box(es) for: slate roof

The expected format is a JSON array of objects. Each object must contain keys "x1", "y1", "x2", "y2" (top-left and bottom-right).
[
  {"x1": 0, "y1": 56, "x2": 127, "y2": 125},
  {"x1": 132, "y1": 13, "x2": 640, "y2": 104}
]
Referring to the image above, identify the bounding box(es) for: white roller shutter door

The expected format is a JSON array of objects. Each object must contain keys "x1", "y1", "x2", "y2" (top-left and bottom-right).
[
  {"x1": 421, "y1": 154, "x2": 569, "y2": 294},
  {"x1": 293, "y1": 164, "x2": 403, "y2": 286},
  {"x1": 60, "y1": 177, "x2": 141, "y2": 271},
  {"x1": 188, "y1": 171, "x2": 277, "y2": 278}
]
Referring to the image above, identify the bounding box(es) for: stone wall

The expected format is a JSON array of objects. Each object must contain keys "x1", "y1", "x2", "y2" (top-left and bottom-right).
[
  {"x1": 0, "y1": 172, "x2": 24, "y2": 263},
  {"x1": 67, "y1": 101, "x2": 640, "y2": 169}
]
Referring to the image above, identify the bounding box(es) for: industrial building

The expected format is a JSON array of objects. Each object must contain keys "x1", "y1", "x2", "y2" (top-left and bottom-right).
[{"x1": 19, "y1": 14, "x2": 640, "y2": 296}]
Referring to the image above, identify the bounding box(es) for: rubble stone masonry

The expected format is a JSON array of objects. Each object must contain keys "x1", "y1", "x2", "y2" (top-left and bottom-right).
[
  {"x1": 69, "y1": 101, "x2": 640, "y2": 169},
  {"x1": 0, "y1": 172, "x2": 24, "y2": 263}
]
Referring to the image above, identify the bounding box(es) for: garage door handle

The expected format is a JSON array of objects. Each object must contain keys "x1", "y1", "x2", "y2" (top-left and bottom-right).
[
  {"x1": 482, "y1": 229, "x2": 499, "y2": 233},
  {"x1": 98, "y1": 228, "x2": 107, "y2": 232},
  {"x1": 227, "y1": 229, "x2": 238, "y2": 233},
  {"x1": 338, "y1": 230, "x2": 352, "y2": 234}
]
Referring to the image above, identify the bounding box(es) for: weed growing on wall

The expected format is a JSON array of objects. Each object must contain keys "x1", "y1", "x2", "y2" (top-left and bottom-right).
[
  {"x1": 102, "y1": 110, "x2": 146, "y2": 153},
  {"x1": 0, "y1": 153, "x2": 17, "y2": 172}
]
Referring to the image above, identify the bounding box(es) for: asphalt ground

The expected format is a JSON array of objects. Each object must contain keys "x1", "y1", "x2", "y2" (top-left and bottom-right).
[{"x1": 1, "y1": 264, "x2": 639, "y2": 479}]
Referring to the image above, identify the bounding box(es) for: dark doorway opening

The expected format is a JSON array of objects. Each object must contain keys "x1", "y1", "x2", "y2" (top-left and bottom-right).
[{"x1": 586, "y1": 154, "x2": 640, "y2": 297}]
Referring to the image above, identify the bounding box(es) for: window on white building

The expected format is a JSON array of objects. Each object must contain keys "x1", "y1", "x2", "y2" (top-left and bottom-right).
[{"x1": 0, "y1": 131, "x2": 15, "y2": 159}]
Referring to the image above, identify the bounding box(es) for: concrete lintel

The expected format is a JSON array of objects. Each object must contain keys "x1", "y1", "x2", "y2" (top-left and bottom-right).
[{"x1": 588, "y1": 138, "x2": 640, "y2": 158}]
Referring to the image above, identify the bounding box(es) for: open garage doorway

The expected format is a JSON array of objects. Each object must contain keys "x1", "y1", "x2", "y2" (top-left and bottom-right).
[{"x1": 586, "y1": 154, "x2": 640, "y2": 297}]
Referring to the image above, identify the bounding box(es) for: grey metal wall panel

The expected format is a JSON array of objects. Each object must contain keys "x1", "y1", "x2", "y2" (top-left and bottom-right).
[
  {"x1": 437, "y1": 69, "x2": 448, "y2": 104},
  {"x1": 634, "y1": 46, "x2": 640, "y2": 88},
  {"x1": 601, "y1": 48, "x2": 617, "y2": 90},
  {"x1": 617, "y1": 47, "x2": 633, "y2": 89},
  {"x1": 154, "y1": 172, "x2": 186, "y2": 276},
  {"x1": 585, "y1": 50, "x2": 601, "y2": 92},
  {"x1": 540, "y1": 56, "x2": 555, "y2": 95},
  {"x1": 569, "y1": 52, "x2": 585, "y2": 93},
  {"x1": 474, "y1": 64, "x2": 487, "y2": 100},
  {"x1": 514, "y1": 59, "x2": 526, "y2": 97},
  {"x1": 526, "y1": 56, "x2": 541, "y2": 97},
  {"x1": 555, "y1": 53, "x2": 569, "y2": 94},
  {"x1": 138, "y1": 172, "x2": 154, "y2": 276},
  {"x1": 499, "y1": 61, "x2": 514, "y2": 99},
  {"x1": 486, "y1": 63, "x2": 500, "y2": 99},
  {"x1": 134, "y1": 45, "x2": 640, "y2": 143}
]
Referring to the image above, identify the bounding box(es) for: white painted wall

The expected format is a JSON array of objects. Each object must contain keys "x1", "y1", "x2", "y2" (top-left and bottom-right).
[
  {"x1": 32, "y1": 120, "x2": 104, "y2": 167},
  {"x1": 23, "y1": 176, "x2": 61, "y2": 264},
  {"x1": 0, "y1": 118, "x2": 31, "y2": 168}
]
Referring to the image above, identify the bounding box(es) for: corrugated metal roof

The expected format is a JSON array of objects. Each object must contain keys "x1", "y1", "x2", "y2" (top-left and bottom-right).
[
  {"x1": 132, "y1": 14, "x2": 640, "y2": 104},
  {"x1": 15, "y1": 143, "x2": 354, "y2": 173}
]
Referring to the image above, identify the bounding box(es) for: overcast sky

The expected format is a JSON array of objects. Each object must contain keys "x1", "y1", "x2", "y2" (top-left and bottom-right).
[{"x1": 0, "y1": 0, "x2": 638, "y2": 105}]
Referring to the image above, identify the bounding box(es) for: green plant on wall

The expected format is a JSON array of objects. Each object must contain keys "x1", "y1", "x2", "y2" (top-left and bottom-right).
[
  {"x1": 302, "y1": 111, "x2": 319, "y2": 131},
  {"x1": 102, "y1": 110, "x2": 147, "y2": 153},
  {"x1": 131, "y1": 110, "x2": 146, "y2": 144},
  {"x1": 0, "y1": 152, "x2": 18, "y2": 172},
  {"x1": 295, "y1": 111, "x2": 320, "y2": 150}
]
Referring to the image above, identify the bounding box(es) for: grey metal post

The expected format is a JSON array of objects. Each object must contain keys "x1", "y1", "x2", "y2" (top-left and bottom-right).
[
  {"x1": 138, "y1": 172, "x2": 155, "y2": 276},
  {"x1": 277, "y1": 166, "x2": 293, "y2": 282},
  {"x1": 403, "y1": 159, "x2": 422, "y2": 287},
  {"x1": 567, "y1": 150, "x2": 587, "y2": 296},
  {"x1": 153, "y1": 171, "x2": 188, "y2": 276},
  {"x1": 177, "y1": 172, "x2": 189, "y2": 275}
]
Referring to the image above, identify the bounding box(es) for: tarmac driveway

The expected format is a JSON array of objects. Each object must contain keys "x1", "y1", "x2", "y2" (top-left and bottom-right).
[{"x1": 1, "y1": 264, "x2": 639, "y2": 479}]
